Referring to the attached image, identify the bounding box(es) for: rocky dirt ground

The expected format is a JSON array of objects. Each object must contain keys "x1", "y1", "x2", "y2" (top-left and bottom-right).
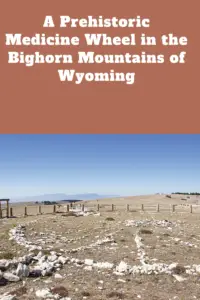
[{"x1": 1, "y1": 207, "x2": 200, "y2": 299}]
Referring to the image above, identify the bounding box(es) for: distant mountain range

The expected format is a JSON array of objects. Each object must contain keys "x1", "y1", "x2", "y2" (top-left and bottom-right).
[{"x1": 10, "y1": 193, "x2": 119, "y2": 203}]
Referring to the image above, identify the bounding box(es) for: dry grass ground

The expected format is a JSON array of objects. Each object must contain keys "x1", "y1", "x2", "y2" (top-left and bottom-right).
[{"x1": 1, "y1": 195, "x2": 200, "y2": 299}]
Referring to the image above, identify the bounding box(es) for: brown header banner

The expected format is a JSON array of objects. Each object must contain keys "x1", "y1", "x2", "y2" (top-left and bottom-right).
[{"x1": 0, "y1": 0, "x2": 199, "y2": 133}]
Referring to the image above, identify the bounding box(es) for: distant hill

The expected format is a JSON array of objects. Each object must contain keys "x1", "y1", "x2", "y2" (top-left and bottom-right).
[
  {"x1": 172, "y1": 192, "x2": 200, "y2": 195},
  {"x1": 61, "y1": 199, "x2": 82, "y2": 203},
  {"x1": 10, "y1": 193, "x2": 119, "y2": 203}
]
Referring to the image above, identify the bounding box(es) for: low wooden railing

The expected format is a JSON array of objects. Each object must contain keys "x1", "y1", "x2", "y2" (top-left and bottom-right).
[{"x1": 0, "y1": 203, "x2": 199, "y2": 218}]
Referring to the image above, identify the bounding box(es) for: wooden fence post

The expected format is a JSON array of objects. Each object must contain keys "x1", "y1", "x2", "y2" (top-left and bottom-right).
[
  {"x1": 67, "y1": 204, "x2": 70, "y2": 212},
  {"x1": 171, "y1": 204, "x2": 175, "y2": 213},
  {"x1": 10, "y1": 207, "x2": 13, "y2": 218},
  {"x1": 156, "y1": 204, "x2": 160, "y2": 213},
  {"x1": 53, "y1": 205, "x2": 56, "y2": 213},
  {"x1": 112, "y1": 204, "x2": 114, "y2": 211},
  {"x1": 97, "y1": 204, "x2": 100, "y2": 211},
  {"x1": 190, "y1": 205, "x2": 193, "y2": 213},
  {"x1": 24, "y1": 206, "x2": 27, "y2": 217},
  {"x1": 0, "y1": 202, "x2": 2, "y2": 218},
  {"x1": 38, "y1": 206, "x2": 42, "y2": 214},
  {"x1": 127, "y1": 204, "x2": 129, "y2": 212},
  {"x1": 141, "y1": 204, "x2": 144, "y2": 211},
  {"x1": 7, "y1": 200, "x2": 9, "y2": 218},
  {"x1": 82, "y1": 204, "x2": 84, "y2": 212}
]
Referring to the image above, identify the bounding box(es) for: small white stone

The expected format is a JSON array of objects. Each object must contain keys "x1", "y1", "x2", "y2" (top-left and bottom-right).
[
  {"x1": 84, "y1": 266, "x2": 93, "y2": 271},
  {"x1": 84, "y1": 259, "x2": 94, "y2": 266},
  {"x1": 0, "y1": 295, "x2": 17, "y2": 300},
  {"x1": 168, "y1": 263, "x2": 178, "y2": 270},
  {"x1": 98, "y1": 280, "x2": 104, "y2": 284},
  {"x1": 35, "y1": 288, "x2": 53, "y2": 298},
  {"x1": 116, "y1": 261, "x2": 129, "y2": 273},
  {"x1": 173, "y1": 274, "x2": 187, "y2": 282},
  {"x1": 55, "y1": 273, "x2": 63, "y2": 279}
]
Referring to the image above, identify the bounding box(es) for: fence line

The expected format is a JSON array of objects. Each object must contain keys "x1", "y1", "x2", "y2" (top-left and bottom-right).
[{"x1": 0, "y1": 203, "x2": 199, "y2": 218}]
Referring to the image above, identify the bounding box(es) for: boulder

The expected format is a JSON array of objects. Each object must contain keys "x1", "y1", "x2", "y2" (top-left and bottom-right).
[
  {"x1": 16, "y1": 263, "x2": 29, "y2": 278},
  {"x1": 0, "y1": 260, "x2": 9, "y2": 272},
  {"x1": 3, "y1": 272, "x2": 20, "y2": 282},
  {"x1": 0, "y1": 277, "x2": 8, "y2": 286}
]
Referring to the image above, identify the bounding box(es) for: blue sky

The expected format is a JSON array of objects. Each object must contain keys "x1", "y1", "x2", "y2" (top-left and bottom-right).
[{"x1": 0, "y1": 134, "x2": 200, "y2": 198}]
